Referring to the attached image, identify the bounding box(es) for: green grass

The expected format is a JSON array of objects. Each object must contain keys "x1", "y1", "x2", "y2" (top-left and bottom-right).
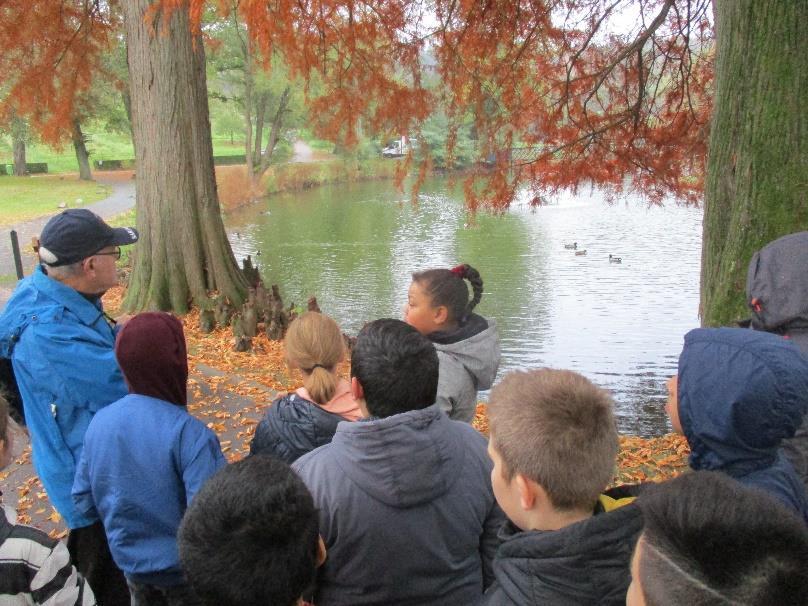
[
  {"x1": 0, "y1": 176, "x2": 112, "y2": 226},
  {"x1": 0, "y1": 129, "x2": 252, "y2": 175}
]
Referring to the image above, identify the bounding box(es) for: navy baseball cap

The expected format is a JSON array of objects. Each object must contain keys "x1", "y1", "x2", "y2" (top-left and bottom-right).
[{"x1": 38, "y1": 209, "x2": 139, "y2": 267}]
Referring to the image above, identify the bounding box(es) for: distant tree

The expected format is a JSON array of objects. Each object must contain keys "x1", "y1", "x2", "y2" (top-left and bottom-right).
[
  {"x1": 206, "y1": 6, "x2": 302, "y2": 182},
  {"x1": 0, "y1": 0, "x2": 112, "y2": 152},
  {"x1": 10, "y1": 115, "x2": 28, "y2": 176},
  {"x1": 71, "y1": 118, "x2": 93, "y2": 180}
]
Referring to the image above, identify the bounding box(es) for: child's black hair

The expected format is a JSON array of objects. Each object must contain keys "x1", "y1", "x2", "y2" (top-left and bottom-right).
[
  {"x1": 178, "y1": 456, "x2": 320, "y2": 606},
  {"x1": 351, "y1": 319, "x2": 439, "y2": 418},
  {"x1": 412, "y1": 263, "x2": 483, "y2": 325},
  {"x1": 636, "y1": 470, "x2": 808, "y2": 605}
]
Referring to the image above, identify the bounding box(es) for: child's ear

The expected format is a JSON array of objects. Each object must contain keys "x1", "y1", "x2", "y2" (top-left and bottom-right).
[
  {"x1": 350, "y1": 377, "x2": 364, "y2": 401},
  {"x1": 515, "y1": 474, "x2": 541, "y2": 511},
  {"x1": 351, "y1": 377, "x2": 370, "y2": 418},
  {"x1": 316, "y1": 535, "x2": 327, "y2": 568},
  {"x1": 433, "y1": 305, "x2": 449, "y2": 326}
]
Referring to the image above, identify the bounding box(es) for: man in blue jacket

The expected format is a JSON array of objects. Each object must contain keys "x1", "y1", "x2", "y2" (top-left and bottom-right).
[
  {"x1": 293, "y1": 319, "x2": 505, "y2": 605},
  {"x1": 0, "y1": 209, "x2": 138, "y2": 605}
]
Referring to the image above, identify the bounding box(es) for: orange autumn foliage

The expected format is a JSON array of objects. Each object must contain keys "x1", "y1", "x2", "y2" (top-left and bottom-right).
[
  {"x1": 2, "y1": 1, "x2": 713, "y2": 207},
  {"x1": 179, "y1": 0, "x2": 714, "y2": 206},
  {"x1": 0, "y1": 1, "x2": 114, "y2": 145}
]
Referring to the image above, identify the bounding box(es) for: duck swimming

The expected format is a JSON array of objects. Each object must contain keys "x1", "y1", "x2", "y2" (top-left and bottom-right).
[
  {"x1": 575, "y1": 250, "x2": 587, "y2": 256},
  {"x1": 609, "y1": 254, "x2": 622, "y2": 263},
  {"x1": 564, "y1": 242, "x2": 578, "y2": 250}
]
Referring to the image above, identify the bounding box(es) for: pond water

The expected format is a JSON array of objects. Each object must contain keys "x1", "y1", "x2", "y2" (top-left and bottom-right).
[{"x1": 225, "y1": 177, "x2": 703, "y2": 436}]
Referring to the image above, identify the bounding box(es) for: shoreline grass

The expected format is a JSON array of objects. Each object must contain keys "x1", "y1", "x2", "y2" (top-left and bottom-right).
[{"x1": 0, "y1": 176, "x2": 112, "y2": 226}]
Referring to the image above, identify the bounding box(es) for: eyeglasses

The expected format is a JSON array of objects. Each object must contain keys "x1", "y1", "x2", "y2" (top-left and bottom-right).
[{"x1": 94, "y1": 247, "x2": 122, "y2": 260}]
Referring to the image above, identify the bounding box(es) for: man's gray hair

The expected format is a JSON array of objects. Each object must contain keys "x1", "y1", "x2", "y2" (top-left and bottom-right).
[{"x1": 43, "y1": 259, "x2": 84, "y2": 280}]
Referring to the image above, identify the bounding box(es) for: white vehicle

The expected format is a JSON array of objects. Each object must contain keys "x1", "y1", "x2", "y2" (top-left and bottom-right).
[{"x1": 382, "y1": 136, "x2": 418, "y2": 158}]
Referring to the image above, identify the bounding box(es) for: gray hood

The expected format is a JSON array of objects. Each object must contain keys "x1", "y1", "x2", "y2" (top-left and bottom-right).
[
  {"x1": 432, "y1": 316, "x2": 501, "y2": 421},
  {"x1": 329, "y1": 405, "x2": 468, "y2": 508},
  {"x1": 435, "y1": 317, "x2": 501, "y2": 389}
]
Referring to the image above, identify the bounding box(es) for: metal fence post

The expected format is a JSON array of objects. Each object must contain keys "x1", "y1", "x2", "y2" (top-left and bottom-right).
[{"x1": 10, "y1": 230, "x2": 24, "y2": 279}]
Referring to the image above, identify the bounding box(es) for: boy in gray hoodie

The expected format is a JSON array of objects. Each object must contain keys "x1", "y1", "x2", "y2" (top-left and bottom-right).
[{"x1": 294, "y1": 319, "x2": 504, "y2": 605}]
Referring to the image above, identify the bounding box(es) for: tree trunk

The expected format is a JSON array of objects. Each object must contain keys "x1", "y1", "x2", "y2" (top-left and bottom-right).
[
  {"x1": 700, "y1": 0, "x2": 808, "y2": 326},
  {"x1": 235, "y1": 15, "x2": 255, "y2": 176},
  {"x1": 121, "y1": 0, "x2": 248, "y2": 313},
  {"x1": 253, "y1": 91, "x2": 268, "y2": 168},
  {"x1": 255, "y1": 86, "x2": 291, "y2": 179},
  {"x1": 12, "y1": 134, "x2": 26, "y2": 176},
  {"x1": 122, "y1": 87, "x2": 134, "y2": 138},
  {"x1": 71, "y1": 119, "x2": 93, "y2": 180}
]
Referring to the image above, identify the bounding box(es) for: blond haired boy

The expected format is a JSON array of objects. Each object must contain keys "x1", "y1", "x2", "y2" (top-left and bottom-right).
[{"x1": 481, "y1": 369, "x2": 642, "y2": 605}]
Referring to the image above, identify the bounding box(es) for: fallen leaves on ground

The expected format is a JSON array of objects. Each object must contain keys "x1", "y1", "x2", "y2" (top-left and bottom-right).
[{"x1": 473, "y1": 402, "x2": 690, "y2": 485}]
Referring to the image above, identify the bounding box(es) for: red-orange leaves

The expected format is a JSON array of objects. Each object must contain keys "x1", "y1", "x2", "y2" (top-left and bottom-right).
[{"x1": 0, "y1": 0, "x2": 114, "y2": 145}]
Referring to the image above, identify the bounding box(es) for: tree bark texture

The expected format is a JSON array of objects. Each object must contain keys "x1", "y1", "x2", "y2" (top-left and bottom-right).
[
  {"x1": 121, "y1": 0, "x2": 248, "y2": 312},
  {"x1": 237, "y1": 19, "x2": 255, "y2": 177},
  {"x1": 12, "y1": 136, "x2": 26, "y2": 176},
  {"x1": 700, "y1": 0, "x2": 808, "y2": 326},
  {"x1": 11, "y1": 115, "x2": 27, "y2": 176},
  {"x1": 255, "y1": 87, "x2": 291, "y2": 179},
  {"x1": 253, "y1": 91, "x2": 268, "y2": 166},
  {"x1": 71, "y1": 119, "x2": 93, "y2": 181}
]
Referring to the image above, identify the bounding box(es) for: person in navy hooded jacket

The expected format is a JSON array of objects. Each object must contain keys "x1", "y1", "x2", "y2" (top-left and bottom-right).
[
  {"x1": 293, "y1": 319, "x2": 504, "y2": 605},
  {"x1": 73, "y1": 313, "x2": 226, "y2": 606},
  {"x1": 666, "y1": 327, "x2": 808, "y2": 523}
]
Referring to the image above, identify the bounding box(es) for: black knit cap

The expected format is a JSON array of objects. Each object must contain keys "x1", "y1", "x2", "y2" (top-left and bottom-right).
[{"x1": 38, "y1": 209, "x2": 139, "y2": 267}]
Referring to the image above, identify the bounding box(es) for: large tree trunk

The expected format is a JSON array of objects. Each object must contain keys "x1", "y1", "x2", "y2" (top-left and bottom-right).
[
  {"x1": 121, "y1": 0, "x2": 248, "y2": 312},
  {"x1": 12, "y1": 134, "x2": 26, "y2": 176},
  {"x1": 71, "y1": 119, "x2": 93, "y2": 181},
  {"x1": 700, "y1": 1, "x2": 808, "y2": 326}
]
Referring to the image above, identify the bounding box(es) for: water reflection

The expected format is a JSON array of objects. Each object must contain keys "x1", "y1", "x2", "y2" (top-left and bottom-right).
[{"x1": 225, "y1": 178, "x2": 702, "y2": 436}]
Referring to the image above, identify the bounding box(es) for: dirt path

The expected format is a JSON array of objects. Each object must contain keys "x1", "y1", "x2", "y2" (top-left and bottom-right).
[{"x1": 0, "y1": 175, "x2": 136, "y2": 307}]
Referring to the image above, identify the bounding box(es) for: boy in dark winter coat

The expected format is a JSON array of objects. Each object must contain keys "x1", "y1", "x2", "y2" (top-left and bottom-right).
[
  {"x1": 72, "y1": 313, "x2": 226, "y2": 606},
  {"x1": 667, "y1": 327, "x2": 808, "y2": 523},
  {"x1": 480, "y1": 368, "x2": 643, "y2": 606},
  {"x1": 293, "y1": 319, "x2": 505, "y2": 606}
]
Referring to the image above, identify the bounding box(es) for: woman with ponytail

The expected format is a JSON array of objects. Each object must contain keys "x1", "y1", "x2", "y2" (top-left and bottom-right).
[
  {"x1": 404, "y1": 264, "x2": 501, "y2": 422},
  {"x1": 250, "y1": 312, "x2": 360, "y2": 462}
]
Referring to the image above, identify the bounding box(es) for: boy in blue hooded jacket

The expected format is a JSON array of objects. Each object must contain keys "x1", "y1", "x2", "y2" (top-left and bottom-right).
[
  {"x1": 667, "y1": 327, "x2": 808, "y2": 523},
  {"x1": 73, "y1": 313, "x2": 226, "y2": 605}
]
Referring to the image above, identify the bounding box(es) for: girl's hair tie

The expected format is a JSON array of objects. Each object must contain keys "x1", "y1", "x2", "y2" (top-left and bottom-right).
[
  {"x1": 450, "y1": 264, "x2": 466, "y2": 278},
  {"x1": 307, "y1": 363, "x2": 327, "y2": 372}
]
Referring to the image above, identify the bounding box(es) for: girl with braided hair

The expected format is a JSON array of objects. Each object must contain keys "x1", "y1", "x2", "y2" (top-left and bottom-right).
[{"x1": 404, "y1": 263, "x2": 501, "y2": 422}]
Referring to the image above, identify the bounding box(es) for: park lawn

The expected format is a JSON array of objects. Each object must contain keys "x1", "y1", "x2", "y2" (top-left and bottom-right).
[
  {"x1": 0, "y1": 176, "x2": 112, "y2": 226},
  {"x1": 1, "y1": 129, "x2": 268, "y2": 175}
]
